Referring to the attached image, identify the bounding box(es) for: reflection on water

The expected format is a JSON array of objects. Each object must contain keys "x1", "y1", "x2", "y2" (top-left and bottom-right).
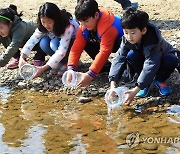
[
  {"x1": 0, "y1": 87, "x2": 10, "y2": 104},
  {"x1": 0, "y1": 90, "x2": 179, "y2": 153},
  {"x1": 167, "y1": 105, "x2": 180, "y2": 124},
  {"x1": 166, "y1": 147, "x2": 180, "y2": 154},
  {"x1": 69, "y1": 134, "x2": 87, "y2": 154},
  {"x1": 0, "y1": 123, "x2": 46, "y2": 153},
  {"x1": 134, "y1": 102, "x2": 159, "y2": 114}
]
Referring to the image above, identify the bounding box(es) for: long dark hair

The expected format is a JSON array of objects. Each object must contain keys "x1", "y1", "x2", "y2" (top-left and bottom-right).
[
  {"x1": 0, "y1": 4, "x2": 23, "y2": 25},
  {"x1": 37, "y1": 2, "x2": 72, "y2": 36}
]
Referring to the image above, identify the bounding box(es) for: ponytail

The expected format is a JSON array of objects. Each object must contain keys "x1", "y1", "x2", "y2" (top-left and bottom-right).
[
  {"x1": 0, "y1": 4, "x2": 22, "y2": 24},
  {"x1": 61, "y1": 9, "x2": 72, "y2": 20},
  {"x1": 9, "y1": 4, "x2": 23, "y2": 17}
]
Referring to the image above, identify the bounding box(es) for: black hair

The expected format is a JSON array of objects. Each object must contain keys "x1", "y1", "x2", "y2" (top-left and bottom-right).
[
  {"x1": 37, "y1": 2, "x2": 72, "y2": 36},
  {"x1": 75, "y1": 0, "x2": 99, "y2": 21},
  {"x1": 121, "y1": 7, "x2": 149, "y2": 31},
  {"x1": 0, "y1": 4, "x2": 23, "y2": 25}
]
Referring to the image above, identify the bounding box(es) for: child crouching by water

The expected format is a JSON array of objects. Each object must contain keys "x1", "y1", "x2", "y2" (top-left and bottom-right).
[
  {"x1": 19, "y1": 2, "x2": 79, "y2": 78},
  {"x1": 0, "y1": 4, "x2": 46, "y2": 69},
  {"x1": 108, "y1": 7, "x2": 180, "y2": 105}
]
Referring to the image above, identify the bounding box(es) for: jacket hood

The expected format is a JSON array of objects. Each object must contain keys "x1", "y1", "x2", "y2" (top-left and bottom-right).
[
  {"x1": 10, "y1": 15, "x2": 22, "y2": 32},
  {"x1": 142, "y1": 23, "x2": 163, "y2": 47},
  {"x1": 97, "y1": 8, "x2": 115, "y2": 35}
]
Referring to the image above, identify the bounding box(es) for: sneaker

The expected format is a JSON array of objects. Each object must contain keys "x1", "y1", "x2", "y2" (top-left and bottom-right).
[
  {"x1": 7, "y1": 58, "x2": 19, "y2": 69},
  {"x1": 155, "y1": 81, "x2": 172, "y2": 96},
  {"x1": 34, "y1": 60, "x2": 45, "y2": 66},
  {"x1": 132, "y1": 2, "x2": 138, "y2": 9},
  {"x1": 136, "y1": 87, "x2": 150, "y2": 98}
]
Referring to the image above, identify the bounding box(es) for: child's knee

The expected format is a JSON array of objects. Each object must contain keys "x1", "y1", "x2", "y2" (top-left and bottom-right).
[
  {"x1": 39, "y1": 36, "x2": 50, "y2": 49},
  {"x1": 50, "y1": 38, "x2": 60, "y2": 51},
  {"x1": 162, "y1": 54, "x2": 178, "y2": 68}
]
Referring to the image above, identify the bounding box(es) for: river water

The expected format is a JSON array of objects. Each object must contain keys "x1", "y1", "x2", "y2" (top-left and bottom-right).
[{"x1": 0, "y1": 86, "x2": 179, "y2": 153}]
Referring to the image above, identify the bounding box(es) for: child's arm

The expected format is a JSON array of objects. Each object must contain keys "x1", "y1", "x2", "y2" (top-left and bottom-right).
[
  {"x1": 18, "y1": 53, "x2": 27, "y2": 68},
  {"x1": 89, "y1": 26, "x2": 119, "y2": 75},
  {"x1": 34, "y1": 24, "x2": 75, "y2": 79},
  {"x1": 109, "y1": 37, "x2": 129, "y2": 82},
  {"x1": 68, "y1": 27, "x2": 87, "y2": 70},
  {"x1": 123, "y1": 86, "x2": 140, "y2": 105},
  {"x1": 110, "y1": 81, "x2": 116, "y2": 89},
  {"x1": 19, "y1": 28, "x2": 43, "y2": 68},
  {"x1": 0, "y1": 46, "x2": 20, "y2": 67},
  {"x1": 46, "y1": 24, "x2": 74, "y2": 69},
  {"x1": 0, "y1": 28, "x2": 27, "y2": 66},
  {"x1": 21, "y1": 28, "x2": 43, "y2": 57}
]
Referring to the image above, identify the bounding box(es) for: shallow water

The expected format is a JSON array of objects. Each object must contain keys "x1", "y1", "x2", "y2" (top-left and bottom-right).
[{"x1": 0, "y1": 87, "x2": 179, "y2": 154}]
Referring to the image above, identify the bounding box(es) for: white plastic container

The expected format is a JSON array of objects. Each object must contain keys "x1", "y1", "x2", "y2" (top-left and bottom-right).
[
  {"x1": 105, "y1": 86, "x2": 129, "y2": 108},
  {"x1": 19, "y1": 63, "x2": 37, "y2": 80},
  {"x1": 62, "y1": 70, "x2": 81, "y2": 88}
]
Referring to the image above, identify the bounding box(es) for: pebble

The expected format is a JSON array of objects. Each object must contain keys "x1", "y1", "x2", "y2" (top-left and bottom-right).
[
  {"x1": 78, "y1": 96, "x2": 92, "y2": 103},
  {"x1": 17, "y1": 82, "x2": 27, "y2": 88}
]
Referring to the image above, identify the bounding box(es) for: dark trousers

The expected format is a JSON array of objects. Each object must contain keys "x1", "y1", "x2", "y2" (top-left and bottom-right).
[
  {"x1": 13, "y1": 50, "x2": 21, "y2": 59},
  {"x1": 32, "y1": 43, "x2": 46, "y2": 61},
  {"x1": 127, "y1": 50, "x2": 178, "y2": 82},
  {"x1": 84, "y1": 39, "x2": 120, "y2": 73}
]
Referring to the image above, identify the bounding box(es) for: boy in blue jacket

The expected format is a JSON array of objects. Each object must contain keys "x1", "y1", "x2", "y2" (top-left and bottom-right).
[{"x1": 108, "y1": 7, "x2": 180, "y2": 105}]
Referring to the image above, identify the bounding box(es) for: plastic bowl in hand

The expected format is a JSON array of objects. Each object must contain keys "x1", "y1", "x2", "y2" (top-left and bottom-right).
[
  {"x1": 62, "y1": 70, "x2": 81, "y2": 88},
  {"x1": 19, "y1": 64, "x2": 37, "y2": 80}
]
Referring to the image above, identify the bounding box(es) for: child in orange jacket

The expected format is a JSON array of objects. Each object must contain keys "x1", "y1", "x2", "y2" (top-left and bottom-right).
[{"x1": 67, "y1": 0, "x2": 124, "y2": 87}]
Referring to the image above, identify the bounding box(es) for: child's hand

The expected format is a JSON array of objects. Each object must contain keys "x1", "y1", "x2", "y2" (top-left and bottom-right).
[
  {"x1": 123, "y1": 86, "x2": 140, "y2": 105},
  {"x1": 66, "y1": 70, "x2": 73, "y2": 83},
  {"x1": 76, "y1": 72, "x2": 83, "y2": 84},
  {"x1": 108, "y1": 89, "x2": 116, "y2": 101},
  {"x1": 33, "y1": 65, "x2": 49, "y2": 79},
  {"x1": 19, "y1": 56, "x2": 27, "y2": 68},
  {"x1": 33, "y1": 66, "x2": 43, "y2": 78},
  {"x1": 122, "y1": 90, "x2": 135, "y2": 105},
  {"x1": 76, "y1": 72, "x2": 93, "y2": 88}
]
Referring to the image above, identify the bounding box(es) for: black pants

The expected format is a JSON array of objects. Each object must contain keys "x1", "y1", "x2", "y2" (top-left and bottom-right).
[
  {"x1": 32, "y1": 43, "x2": 46, "y2": 61},
  {"x1": 84, "y1": 38, "x2": 121, "y2": 73}
]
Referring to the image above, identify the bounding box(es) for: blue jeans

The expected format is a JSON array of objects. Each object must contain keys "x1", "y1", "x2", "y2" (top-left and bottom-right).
[
  {"x1": 39, "y1": 36, "x2": 74, "y2": 65},
  {"x1": 127, "y1": 50, "x2": 178, "y2": 82}
]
